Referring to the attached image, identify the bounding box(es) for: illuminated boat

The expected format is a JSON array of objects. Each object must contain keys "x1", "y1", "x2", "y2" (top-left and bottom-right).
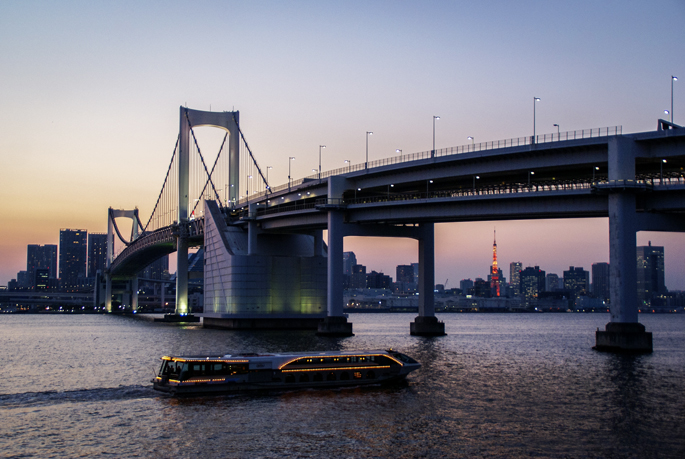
[{"x1": 152, "y1": 349, "x2": 420, "y2": 395}]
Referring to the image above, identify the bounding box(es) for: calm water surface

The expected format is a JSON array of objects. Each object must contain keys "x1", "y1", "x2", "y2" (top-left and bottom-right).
[{"x1": 0, "y1": 313, "x2": 683, "y2": 458}]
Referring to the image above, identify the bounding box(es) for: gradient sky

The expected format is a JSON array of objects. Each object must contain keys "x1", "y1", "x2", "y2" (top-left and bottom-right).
[{"x1": 1, "y1": 1, "x2": 684, "y2": 289}]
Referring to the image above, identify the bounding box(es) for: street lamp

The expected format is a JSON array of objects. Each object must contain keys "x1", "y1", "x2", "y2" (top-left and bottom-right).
[
  {"x1": 246, "y1": 174, "x2": 252, "y2": 197},
  {"x1": 592, "y1": 166, "x2": 599, "y2": 182},
  {"x1": 344, "y1": 159, "x2": 351, "y2": 173},
  {"x1": 661, "y1": 159, "x2": 667, "y2": 183},
  {"x1": 432, "y1": 116, "x2": 440, "y2": 157},
  {"x1": 366, "y1": 131, "x2": 373, "y2": 169},
  {"x1": 672, "y1": 76, "x2": 678, "y2": 124},
  {"x1": 528, "y1": 170, "x2": 535, "y2": 187},
  {"x1": 467, "y1": 136, "x2": 474, "y2": 144},
  {"x1": 318, "y1": 145, "x2": 326, "y2": 180},
  {"x1": 473, "y1": 175, "x2": 480, "y2": 190},
  {"x1": 533, "y1": 97, "x2": 541, "y2": 143},
  {"x1": 288, "y1": 156, "x2": 295, "y2": 189},
  {"x1": 553, "y1": 124, "x2": 560, "y2": 137},
  {"x1": 396, "y1": 148, "x2": 402, "y2": 159}
]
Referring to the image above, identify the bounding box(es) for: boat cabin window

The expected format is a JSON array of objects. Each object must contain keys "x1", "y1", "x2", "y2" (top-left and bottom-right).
[{"x1": 162, "y1": 361, "x2": 248, "y2": 380}]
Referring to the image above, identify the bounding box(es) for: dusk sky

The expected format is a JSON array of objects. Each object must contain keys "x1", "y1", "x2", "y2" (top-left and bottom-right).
[{"x1": 1, "y1": 1, "x2": 684, "y2": 289}]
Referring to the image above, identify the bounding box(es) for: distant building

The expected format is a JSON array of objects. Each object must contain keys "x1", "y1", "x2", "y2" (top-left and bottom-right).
[
  {"x1": 349, "y1": 264, "x2": 367, "y2": 289},
  {"x1": 142, "y1": 255, "x2": 170, "y2": 280},
  {"x1": 460, "y1": 279, "x2": 474, "y2": 293},
  {"x1": 563, "y1": 266, "x2": 590, "y2": 299},
  {"x1": 592, "y1": 262, "x2": 610, "y2": 302},
  {"x1": 396, "y1": 264, "x2": 416, "y2": 292},
  {"x1": 87, "y1": 233, "x2": 107, "y2": 278},
  {"x1": 59, "y1": 229, "x2": 88, "y2": 289},
  {"x1": 343, "y1": 252, "x2": 357, "y2": 276},
  {"x1": 637, "y1": 242, "x2": 666, "y2": 306},
  {"x1": 509, "y1": 262, "x2": 522, "y2": 297},
  {"x1": 35, "y1": 268, "x2": 50, "y2": 291},
  {"x1": 520, "y1": 266, "x2": 545, "y2": 308},
  {"x1": 16, "y1": 271, "x2": 30, "y2": 289},
  {"x1": 545, "y1": 273, "x2": 560, "y2": 292},
  {"x1": 27, "y1": 244, "x2": 57, "y2": 288},
  {"x1": 366, "y1": 271, "x2": 392, "y2": 289},
  {"x1": 473, "y1": 278, "x2": 490, "y2": 297}
]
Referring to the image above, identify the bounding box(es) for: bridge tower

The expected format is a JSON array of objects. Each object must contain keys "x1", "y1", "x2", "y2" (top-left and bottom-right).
[
  {"x1": 103, "y1": 208, "x2": 143, "y2": 313},
  {"x1": 173, "y1": 107, "x2": 240, "y2": 318}
]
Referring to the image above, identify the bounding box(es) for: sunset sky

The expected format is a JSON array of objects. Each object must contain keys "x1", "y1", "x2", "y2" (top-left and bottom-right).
[{"x1": 1, "y1": 1, "x2": 684, "y2": 289}]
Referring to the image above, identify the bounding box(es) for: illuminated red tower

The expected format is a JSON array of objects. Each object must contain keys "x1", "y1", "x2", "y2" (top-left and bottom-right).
[{"x1": 491, "y1": 229, "x2": 500, "y2": 296}]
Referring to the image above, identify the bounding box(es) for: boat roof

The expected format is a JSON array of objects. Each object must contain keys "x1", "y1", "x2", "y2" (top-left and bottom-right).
[{"x1": 162, "y1": 349, "x2": 400, "y2": 366}]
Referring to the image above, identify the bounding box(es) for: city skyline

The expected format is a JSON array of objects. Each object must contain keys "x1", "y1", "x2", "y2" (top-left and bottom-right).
[{"x1": 1, "y1": 1, "x2": 684, "y2": 288}]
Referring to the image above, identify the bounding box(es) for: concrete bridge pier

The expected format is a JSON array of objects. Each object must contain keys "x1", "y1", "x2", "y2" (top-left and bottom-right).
[
  {"x1": 318, "y1": 177, "x2": 353, "y2": 336},
  {"x1": 410, "y1": 222, "x2": 446, "y2": 336},
  {"x1": 595, "y1": 136, "x2": 651, "y2": 352}
]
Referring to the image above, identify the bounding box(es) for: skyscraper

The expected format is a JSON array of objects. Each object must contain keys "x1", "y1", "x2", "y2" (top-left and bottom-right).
[
  {"x1": 510, "y1": 262, "x2": 522, "y2": 297},
  {"x1": 27, "y1": 244, "x2": 57, "y2": 287},
  {"x1": 59, "y1": 229, "x2": 88, "y2": 289},
  {"x1": 520, "y1": 266, "x2": 545, "y2": 308},
  {"x1": 545, "y1": 273, "x2": 560, "y2": 292},
  {"x1": 636, "y1": 242, "x2": 666, "y2": 306},
  {"x1": 592, "y1": 262, "x2": 610, "y2": 302},
  {"x1": 343, "y1": 252, "x2": 357, "y2": 276},
  {"x1": 88, "y1": 233, "x2": 107, "y2": 278},
  {"x1": 563, "y1": 266, "x2": 590, "y2": 298}
]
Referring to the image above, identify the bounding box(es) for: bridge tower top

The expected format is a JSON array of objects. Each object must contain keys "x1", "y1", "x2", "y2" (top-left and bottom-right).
[{"x1": 179, "y1": 107, "x2": 240, "y2": 223}]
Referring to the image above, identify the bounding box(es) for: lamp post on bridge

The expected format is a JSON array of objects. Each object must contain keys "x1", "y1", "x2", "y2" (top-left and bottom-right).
[
  {"x1": 473, "y1": 175, "x2": 479, "y2": 191},
  {"x1": 288, "y1": 157, "x2": 295, "y2": 190},
  {"x1": 533, "y1": 97, "x2": 540, "y2": 143},
  {"x1": 396, "y1": 149, "x2": 402, "y2": 160},
  {"x1": 344, "y1": 159, "x2": 351, "y2": 173},
  {"x1": 365, "y1": 132, "x2": 373, "y2": 169},
  {"x1": 592, "y1": 166, "x2": 599, "y2": 183},
  {"x1": 318, "y1": 145, "x2": 326, "y2": 180},
  {"x1": 661, "y1": 159, "x2": 667, "y2": 183},
  {"x1": 528, "y1": 170, "x2": 535, "y2": 187},
  {"x1": 246, "y1": 175, "x2": 252, "y2": 198},
  {"x1": 432, "y1": 116, "x2": 440, "y2": 157},
  {"x1": 467, "y1": 136, "x2": 474, "y2": 151},
  {"x1": 672, "y1": 76, "x2": 678, "y2": 124},
  {"x1": 553, "y1": 124, "x2": 560, "y2": 138}
]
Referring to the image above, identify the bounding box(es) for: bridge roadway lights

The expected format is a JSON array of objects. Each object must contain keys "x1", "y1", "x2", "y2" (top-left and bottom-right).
[
  {"x1": 154, "y1": 313, "x2": 200, "y2": 323},
  {"x1": 410, "y1": 316, "x2": 446, "y2": 336},
  {"x1": 593, "y1": 322, "x2": 652, "y2": 353},
  {"x1": 316, "y1": 316, "x2": 354, "y2": 337}
]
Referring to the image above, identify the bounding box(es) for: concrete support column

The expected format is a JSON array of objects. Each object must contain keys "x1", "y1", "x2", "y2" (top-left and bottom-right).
[
  {"x1": 411, "y1": 222, "x2": 445, "y2": 336},
  {"x1": 313, "y1": 230, "x2": 324, "y2": 257},
  {"x1": 595, "y1": 136, "x2": 651, "y2": 352},
  {"x1": 131, "y1": 276, "x2": 138, "y2": 313},
  {"x1": 175, "y1": 234, "x2": 189, "y2": 315},
  {"x1": 318, "y1": 176, "x2": 353, "y2": 336},
  {"x1": 105, "y1": 274, "x2": 112, "y2": 313}
]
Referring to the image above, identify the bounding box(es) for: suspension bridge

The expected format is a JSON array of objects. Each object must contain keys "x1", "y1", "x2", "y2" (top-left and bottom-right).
[{"x1": 100, "y1": 107, "x2": 685, "y2": 350}]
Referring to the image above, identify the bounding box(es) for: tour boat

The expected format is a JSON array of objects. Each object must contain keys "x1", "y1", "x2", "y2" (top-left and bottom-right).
[{"x1": 152, "y1": 349, "x2": 421, "y2": 395}]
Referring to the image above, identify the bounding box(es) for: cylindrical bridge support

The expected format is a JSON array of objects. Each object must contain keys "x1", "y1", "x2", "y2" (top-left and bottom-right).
[{"x1": 411, "y1": 222, "x2": 445, "y2": 336}]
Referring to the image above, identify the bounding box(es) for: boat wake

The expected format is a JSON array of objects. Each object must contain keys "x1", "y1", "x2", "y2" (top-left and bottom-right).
[{"x1": 0, "y1": 385, "x2": 157, "y2": 408}]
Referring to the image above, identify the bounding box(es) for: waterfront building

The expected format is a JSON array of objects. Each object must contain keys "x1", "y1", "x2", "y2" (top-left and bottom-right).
[
  {"x1": 563, "y1": 266, "x2": 590, "y2": 299},
  {"x1": 366, "y1": 270, "x2": 392, "y2": 289},
  {"x1": 545, "y1": 273, "x2": 560, "y2": 292},
  {"x1": 16, "y1": 271, "x2": 30, "y2": 289},
  {"x1": 87, "y1": 233, "x2": 107, "y2": 278},
  {"x1": 142, "y1": 255, "x2": 170, "y2": 280},
  {"x1": 473, "y1": 278, "x2": 490, "y2": 297},
  {"x1": 637, "y1": 242, "x2": 666, "y2": 306},
  {"x1": 460, "y1": 278, "x2": 474, "y2": 293},
  {"x1": 520, "y1": 266, "x2": 545, "y2": 308},
  {"x1": 591, "y1": 262, "x2": 610, "y2": 302},
  {"x1": 343, "y1": 252, "x2": 357, "y2": 276},
  {"x1": 59, "y1": 229, "x2": 88, "y2": 290},
  {"x1": 509, "y1": 262, "x2": 522, "y2": 297},
  {"x1": 27, "y1": 244, "x2": 58, "y2": 288},
  {"x1": 349, "y1": 264, "x2": 367, "y2": 289}
]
